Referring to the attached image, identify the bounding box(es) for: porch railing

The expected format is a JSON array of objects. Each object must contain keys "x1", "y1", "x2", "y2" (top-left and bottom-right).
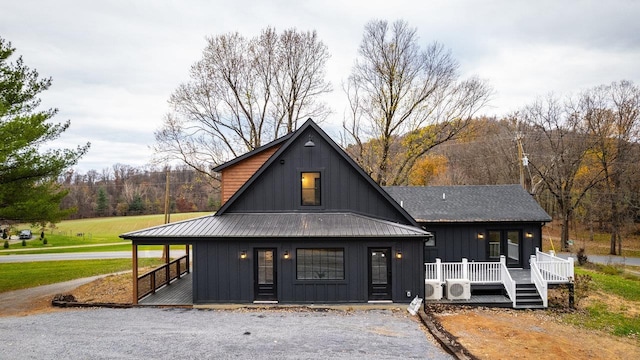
[
  {"x1": 534, "y1": 247, "x2": 574, "y2": 283},
  {"x1": 530, "y1": 255, "x2": 548, "y2": 307},
  {"x1": 425, "y1": 257, "x2": 507, "y2": 284},
  {"x1": 137, "y1": 254, "x2": 189, "y2": 301},
  {"x1": 425, "y1": 256, "x2": 516, "y2": 307},
  {"x1": 500, "y1": 258, "x2": 517, "y2": 307}
]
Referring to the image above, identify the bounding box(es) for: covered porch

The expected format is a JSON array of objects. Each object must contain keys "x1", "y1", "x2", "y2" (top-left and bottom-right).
[{"x1": 131, "y1": 243, "x2": 192, "y2": 305}]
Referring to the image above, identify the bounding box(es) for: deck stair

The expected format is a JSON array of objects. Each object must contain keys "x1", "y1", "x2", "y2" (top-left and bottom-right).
[{"x1": 514, "y1": 283, "x2": 544, "y2": 309}]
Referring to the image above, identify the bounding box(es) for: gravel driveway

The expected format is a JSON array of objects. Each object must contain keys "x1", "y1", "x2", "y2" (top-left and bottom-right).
[{"x1": 0, "y1": 308, "x2": 452, "y2": 359}]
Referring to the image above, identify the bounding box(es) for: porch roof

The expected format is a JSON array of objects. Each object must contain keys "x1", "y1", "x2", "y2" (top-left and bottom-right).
[
  {"x1": 383, "y1": 185, "x2": 552, "y2": 223},
  {"x1": 120, "y1": 212, "x2": 430, "y2": 240}
]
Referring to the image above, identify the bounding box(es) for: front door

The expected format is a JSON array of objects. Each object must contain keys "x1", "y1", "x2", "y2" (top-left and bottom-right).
[
  {"x1": 254, "y1": 248, "x2": 277, "y2": 301},
  {"x1": 487, "y1": 230, "x2": 521, "y2": 267},
  {"x1": 368, "y1": 248, "x2": 392, "y2": 300}
]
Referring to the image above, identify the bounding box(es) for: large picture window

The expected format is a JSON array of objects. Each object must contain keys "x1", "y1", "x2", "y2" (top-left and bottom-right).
[
  {"x1": 301, "y1": 172, "x2": 321, "y2": 206},
  {"x1": 296, "y1": 249, "x2": 344, "y2": 280}
]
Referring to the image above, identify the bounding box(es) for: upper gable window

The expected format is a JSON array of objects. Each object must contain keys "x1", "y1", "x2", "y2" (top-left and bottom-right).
[{"x1": 301, "y1": 172, "x2": 321, "y2": 206}]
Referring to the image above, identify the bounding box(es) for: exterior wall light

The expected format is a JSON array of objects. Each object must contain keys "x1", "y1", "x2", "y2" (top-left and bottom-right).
[
  {"x1": 240, "y1": 250, "x2": 247, "y2": 259},
  {"x1": 304, "y1": 135, "x2": 315, "y2": 147},
  {"x1": 477, "y1": 233, "x2": 485, "y2": 240},
  {"x1": 283, "y1": 251, "x2": 290, "y2": 260},
  {"x1": 395, "y1": 251, "x2": 403, "y2": 259},
  {"x1": 525, "y1": 232, "x2": 533, "y2": 238}
]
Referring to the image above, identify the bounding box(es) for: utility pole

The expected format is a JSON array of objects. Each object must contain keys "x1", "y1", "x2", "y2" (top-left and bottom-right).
[
  {"x1": 516, "y1": 132, "x2": 529, "y2": 191},
  {"x1": 164, "y1": 168, "x2": 170, "y2": 224},
  {"x1": 163, "y1": 168, "x2": 170, "y2": 262}
]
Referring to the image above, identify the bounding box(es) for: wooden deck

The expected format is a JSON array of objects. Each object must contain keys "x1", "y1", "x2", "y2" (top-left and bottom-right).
[
  {"x1": 426, "y1": 269, "x2": 532, "y2": 308},
  {"x1": 139, "y1": 273, "x2": 193, "y2": 306}
]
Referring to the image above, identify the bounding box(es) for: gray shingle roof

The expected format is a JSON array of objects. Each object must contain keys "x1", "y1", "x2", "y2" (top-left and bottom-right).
[
  {"x1": 383, "y1": 185, "x2": 552, "y2": 223},
  {"x1": 120, "y1": 212, "x2": 429, "y2": 239}
]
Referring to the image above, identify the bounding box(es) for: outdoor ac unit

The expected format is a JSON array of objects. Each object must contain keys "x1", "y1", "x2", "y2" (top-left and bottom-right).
[
  {"x1": 424, "y1": 280, "x2": 443, "y2": 300},
  {"x1": 446, "y1": 279, "x2": 471, "y2": 300}
]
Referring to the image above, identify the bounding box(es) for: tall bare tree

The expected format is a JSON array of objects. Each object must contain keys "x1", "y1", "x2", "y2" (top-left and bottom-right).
[
  {"x1": 582, "y1": 80, "x2": 640, "y2": 255},
  {"x1": 153, "y1": 27, "x2": 331, "y2": 179},
  {"x1": 522, "y1": 95, "x2": 606, "y2": 251},
  {"x1": 342, "y1": 19, "x2": 491, "y2": 185}
]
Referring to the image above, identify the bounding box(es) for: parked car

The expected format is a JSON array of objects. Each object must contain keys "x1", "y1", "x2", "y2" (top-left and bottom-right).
[{"x1": 19, "y1": 229, "x2": 32, "y2": 239}]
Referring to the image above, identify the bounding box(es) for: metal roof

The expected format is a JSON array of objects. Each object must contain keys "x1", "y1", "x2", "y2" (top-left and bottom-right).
[
  {"x1": 383, "y1": 185, "x2": 552, "y2": 223},
  {"x1": 120, "y1": 212, "x2": 430, "y2": 239}
]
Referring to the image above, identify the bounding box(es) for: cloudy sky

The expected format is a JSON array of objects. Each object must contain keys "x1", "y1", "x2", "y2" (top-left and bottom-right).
[{"x1": 2, "y1": 0, "x2": 639, "y2": 173}]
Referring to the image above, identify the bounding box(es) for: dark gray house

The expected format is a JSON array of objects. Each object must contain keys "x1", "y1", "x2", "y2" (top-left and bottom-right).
[
  {"x1": 384, "y1": 185, "x2": 552, "y2": 269},
  {"x1": 122, "y1": 119, "x2": 430, "y2": 304},
  {"x1": 122, "y1": 119, "x2": 555, "y2": 306}
]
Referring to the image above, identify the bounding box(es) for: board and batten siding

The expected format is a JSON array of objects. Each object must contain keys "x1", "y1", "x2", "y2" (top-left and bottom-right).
[
  {"x1": 220, "y1": 145, "x2": 281, "y2": 205},
  {"x1": 225, "y1": 128, "x2": 410, "y2": 224},
  {"x1": 422, "y1": 222, "x2": 542, "y2": 269},
  {"x1": 192, "y1": 238, "x2": 424, "y2": 304}
]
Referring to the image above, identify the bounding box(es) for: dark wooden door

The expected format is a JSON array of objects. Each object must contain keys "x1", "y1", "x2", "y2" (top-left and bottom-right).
[
  {"x1": 368, "y1": 248, "x2": 392, "y2": 300},
  {"x1": 254, "y1": 248, "x2": 277, "y2": 301}
]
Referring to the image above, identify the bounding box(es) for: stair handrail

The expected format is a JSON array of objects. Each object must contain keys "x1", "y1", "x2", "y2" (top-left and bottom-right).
[
  {"x1": 500, "y1": 255, "x2": 517, "y2": 307},
  {"x1": 530, "y1": 255, "x2": 548, "y2": 307}
]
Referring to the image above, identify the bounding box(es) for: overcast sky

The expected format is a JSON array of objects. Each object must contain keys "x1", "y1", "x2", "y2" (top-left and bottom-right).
[{"x1": 2, "y1": 0, "x2": 639, "y2": 173}]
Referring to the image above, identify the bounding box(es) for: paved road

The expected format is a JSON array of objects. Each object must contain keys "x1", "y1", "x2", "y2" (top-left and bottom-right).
[
  {"x1": 558, "y1": 252, "x2": 640, "y2": 266},
  {"x1": 0, "y1": 308, "x2": 451, "y2": 359},
  {"x1": 0, "y1": 250, "x2": 187, "y2": 263}
]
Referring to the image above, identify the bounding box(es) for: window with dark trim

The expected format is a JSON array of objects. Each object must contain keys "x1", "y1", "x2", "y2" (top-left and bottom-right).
[
  {"x1": 296, "y1": 248, "x2": 344, "y2": 280},
  {"x1": 424, "y1": 233, "x2": 436, "y2": 247},
  {"x1": 301, "y1": 172, "x2": 321, "y2": 206}
]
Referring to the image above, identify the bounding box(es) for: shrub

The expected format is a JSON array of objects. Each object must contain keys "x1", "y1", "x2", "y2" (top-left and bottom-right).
[
  {"x1": 577, "y1": 247, "x2": 588, "y2": 265},
  {"x1": 573, "y1": 273, "x2": 593, "y2": 308},
  {"x1": 3, "y1": 240, "x2": 8, "y2": 249}
]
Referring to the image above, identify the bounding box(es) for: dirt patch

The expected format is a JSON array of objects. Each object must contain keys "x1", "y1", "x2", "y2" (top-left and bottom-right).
[
  {"x1": 433, "y1": 306, "x2": 640, "y2": 360},
  {"x1": 72, "y1": 273, "x2": 132, "y2": 304}
]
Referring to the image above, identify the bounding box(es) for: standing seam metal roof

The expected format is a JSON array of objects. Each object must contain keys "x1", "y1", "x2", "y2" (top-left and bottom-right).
[{"x1": 120, "y1": 212, "x2": 430, "y2": 239}]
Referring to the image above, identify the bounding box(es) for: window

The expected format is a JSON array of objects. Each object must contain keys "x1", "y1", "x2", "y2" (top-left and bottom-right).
[
  {"x1": 424, "y1": 233, "x2": 436, "y2": 247},
  {"x1": 296, "y1": 249, "x2": 344, "y2": 280},
  {"x1": 301, "y1": 172, "x2": 321, "y2": 206}
]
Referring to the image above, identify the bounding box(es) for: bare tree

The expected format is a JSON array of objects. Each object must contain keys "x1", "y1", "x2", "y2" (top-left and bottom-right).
[
  {"x1": 522, "y1": 95, "x2": 606, "y2": 251},
  {"x1": 582, "y1": 80, "x2": 640, "y2": 255},
  {"x1": 342, "y1": 19, "x2": 491, "y2": 185},
  {"x1": 153, "y1": 27, "x2": 331, "y2": 179}
]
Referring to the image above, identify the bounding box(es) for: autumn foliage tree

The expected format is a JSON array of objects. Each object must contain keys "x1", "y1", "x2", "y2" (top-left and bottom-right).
[
  {"x1": 342, "y1": 19, "x2": 491, "y2": 186},
  {"x1": 582, "y1": 80, "x2": 640, "y2": 254}
]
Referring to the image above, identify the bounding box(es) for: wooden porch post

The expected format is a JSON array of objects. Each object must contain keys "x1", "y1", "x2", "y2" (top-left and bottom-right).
[
  {"x1": 132, "y1": 242, "x2": 138, "y2": 305},
  {"x1": 165, "y1": 244, "x2": 170, "y2": 285},
  {"x1": 186, "y1": 244, "x2": 190, "y2": 273}
]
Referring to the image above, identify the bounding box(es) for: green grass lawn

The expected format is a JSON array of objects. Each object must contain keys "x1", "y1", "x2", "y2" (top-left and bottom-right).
[
  {"x1": 1, "y1": 244, "x2": 191, "y2": 255},
  {"x1": 563, "y1": 267, "x2": 640, "y2": 338},
  {"x1": 0, "y1": 258, "x2": 163, "y2": 293},
  {"x1": 2, "y1": 212, "x2": 209, "y2": 253}
]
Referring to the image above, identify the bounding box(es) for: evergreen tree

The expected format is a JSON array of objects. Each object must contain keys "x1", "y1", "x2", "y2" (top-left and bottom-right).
[
  {"x1": 0, "y1": 37, "x2": 90, "y2": 223},
  {"x1": 96, "y1": 187, "x2": 108, "y2": 216}
]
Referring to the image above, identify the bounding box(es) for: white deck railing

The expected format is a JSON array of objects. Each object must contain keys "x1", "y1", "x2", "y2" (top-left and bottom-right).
[
  {"x1": 530, "y1": 255, "x2": 548, "y2": 307},
  {"x1": 425, "y1": 251, "x2": 574, "y2": 309},
  {"x1": 425, "y1": 256, "x2": 515, "y2": 305},
  {"x1": 534, "y1": 247, "x2": 574, "y2": 283},
  {"x1": 500, "y1": 258, "x2": 517, "y2": 307},
  {"x1": 425, "y1": 258, "x2": 504, "y2": 284}
]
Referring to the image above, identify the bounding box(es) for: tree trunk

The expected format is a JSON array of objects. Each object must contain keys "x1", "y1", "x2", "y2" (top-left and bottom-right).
[{"x1": 561, "y1": 215, "x2": 570, "y2": 252}]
